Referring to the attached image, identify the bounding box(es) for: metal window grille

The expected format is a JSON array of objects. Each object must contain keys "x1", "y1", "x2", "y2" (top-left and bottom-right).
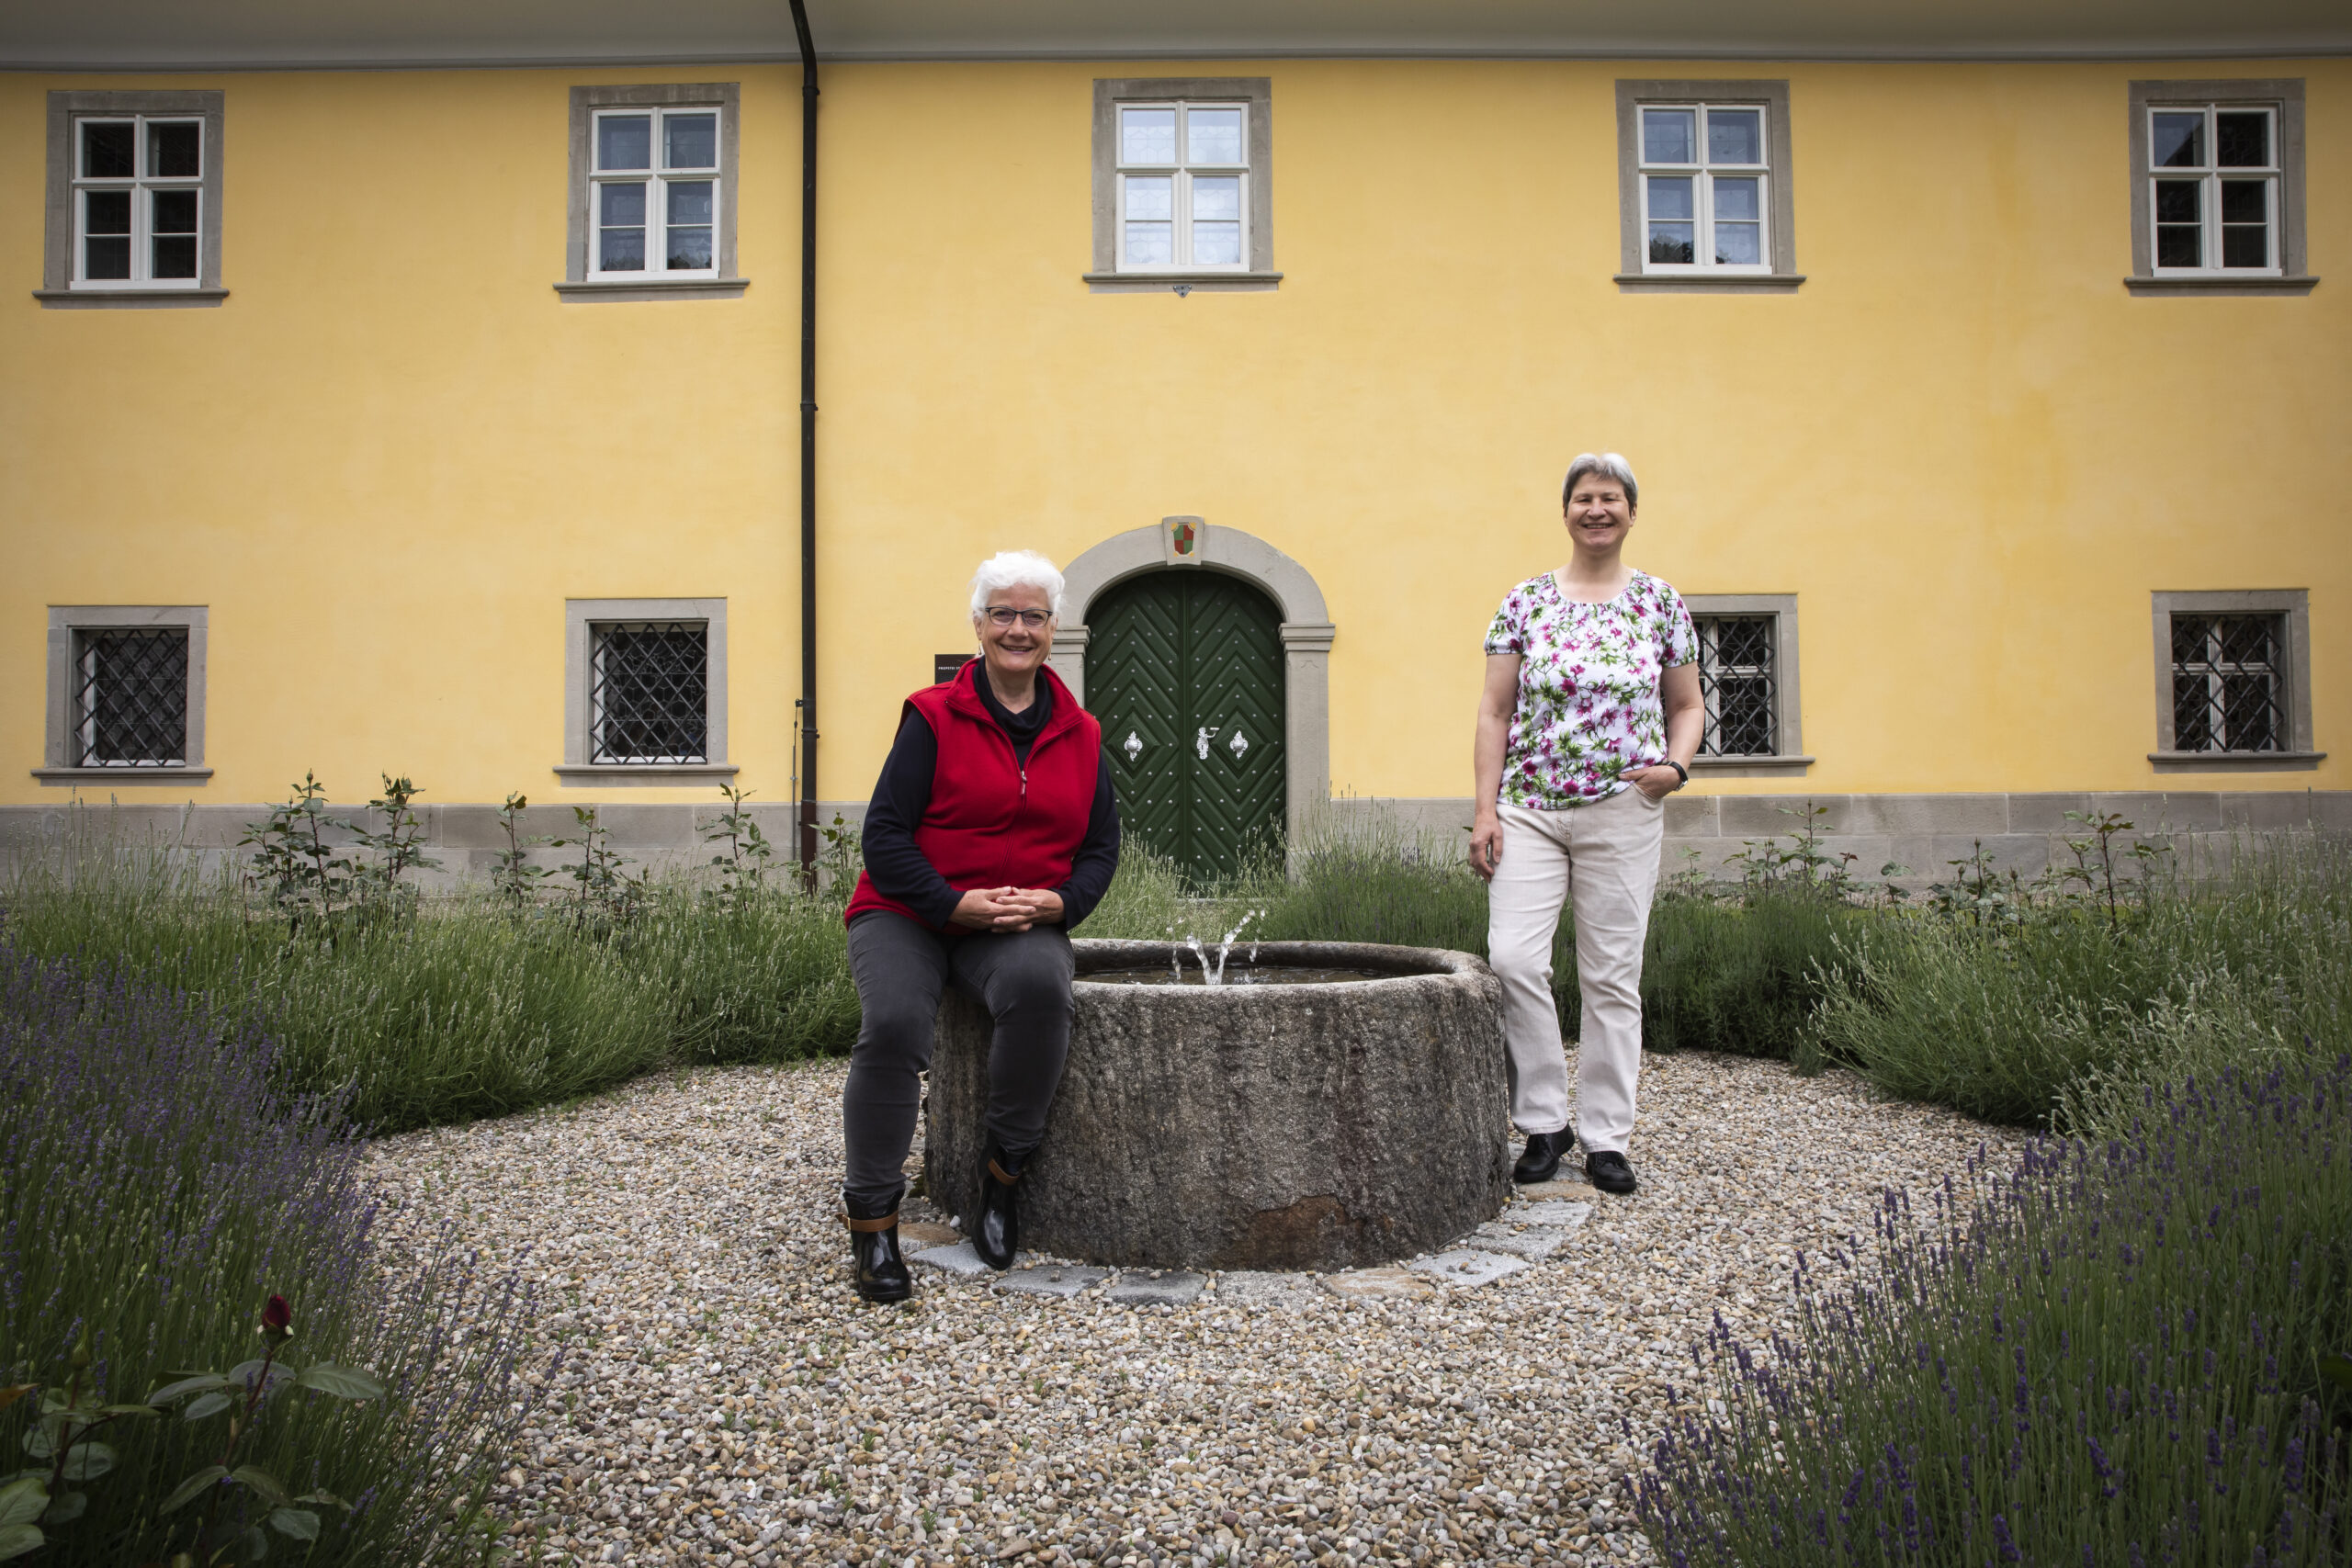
[
  {"x1": 1694, "y1": 615, "x2": 1778, "y2": 757},
  {"x1": 590, "y1": 621, "x2": 708, "y2": 763},
  {"x1": 74, "y1": 627, "x2": 188, "y2": 766},
  {"x1": 2171, "y1": 613, "x2": 2282, "y2": 753}
]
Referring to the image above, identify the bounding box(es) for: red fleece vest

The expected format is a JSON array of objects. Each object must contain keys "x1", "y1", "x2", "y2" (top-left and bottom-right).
[{"x1": 844, "y1": 665, "x2": 1102, "y2": 930}]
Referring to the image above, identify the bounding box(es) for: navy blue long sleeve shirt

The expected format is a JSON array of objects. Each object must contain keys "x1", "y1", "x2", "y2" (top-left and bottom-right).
[{"x1": 860, "y1": 665, "x2": 1121, "y2": 930}]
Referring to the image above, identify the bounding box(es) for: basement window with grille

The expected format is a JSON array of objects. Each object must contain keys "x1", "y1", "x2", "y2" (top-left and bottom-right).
[
  {"x1": 1682, "y1": 596, "x2": 1810, "y2": 772},
  {"x1": 37, "y1": 607, "x2": 210, "y2": 784},
  {"x1": 558, "y1": 598, "x2": 734, "y2": 782},
  {"x1": 2149, "y1": 592, "x2": 2319, "y2": 768}
]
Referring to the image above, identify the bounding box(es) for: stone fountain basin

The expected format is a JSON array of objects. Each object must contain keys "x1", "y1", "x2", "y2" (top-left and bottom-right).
[{"x1": 923, "y1": 940, "x2": 1510, "y2": 1272}]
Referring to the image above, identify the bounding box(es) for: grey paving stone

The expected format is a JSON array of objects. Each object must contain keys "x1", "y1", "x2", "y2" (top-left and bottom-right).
[
  {"x1": 1515, "y1": 1179, "x2": 1600, "y2": 1201},
  {"x1": 1211, "y1": 1271, "x2": 1324, "y2": 1308},
  {"x1": 1511, "y1": 1200, "x2": 1595, "y2": 1229},
  {"x1": 1408, "y1": 1249, "x2": 1531, "y2": 1287},
  {"x1": 1463, "y1": 1222, "x2": 1573, "y2": 1260},
  {"x1": 1320, "y1": 1268, "x2": 1435, "y2": 1302},
  {"x1": 910, "y1": 1242, "x2": 990, "y2": 1278},
  {"x1": 1105, "y1": 1269, "x2": 1206, "y2": 1307},
  {"x1": 998, "y1": 1264, "x2": 1110, "y2": 1299}
]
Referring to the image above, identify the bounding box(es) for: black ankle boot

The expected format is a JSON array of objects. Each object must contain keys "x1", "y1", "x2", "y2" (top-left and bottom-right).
[
  {"x1": 1513, "y1": 1126, "x2": 1577, "y2": 1185},
  {"x1": 844, "y1": 1191, "x2": 911, "y2": 1304},
  {"x1": 975, "y1": 1145, "x2": 1028, "y2": 1271}
]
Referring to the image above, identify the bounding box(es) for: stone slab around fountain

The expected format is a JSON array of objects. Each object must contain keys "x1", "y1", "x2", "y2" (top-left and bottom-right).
[
  {"x1": 924, "y1": 941, "x2": 1510, "y2": 1273},
  {"x1": 1104, "y1": 1270, "x2": 1207, "y2": 1307},
  {"x1": 1408, "y1": 1248, "x2": 1531, "y2": 1287}
]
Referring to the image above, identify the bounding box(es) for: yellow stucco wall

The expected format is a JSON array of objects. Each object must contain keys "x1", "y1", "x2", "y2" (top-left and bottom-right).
[{"x1": 4, "y1": 57, "x2": 2346, "y2": 815}]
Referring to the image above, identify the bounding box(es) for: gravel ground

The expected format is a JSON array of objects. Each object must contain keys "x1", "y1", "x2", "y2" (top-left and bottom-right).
[{"x1": 362, "y1": 1052, "x2": 2023, "y2": 1568}]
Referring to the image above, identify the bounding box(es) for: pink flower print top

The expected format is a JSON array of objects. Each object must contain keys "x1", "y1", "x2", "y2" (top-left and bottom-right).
[{"x1": 1483, "y1": 570, "x2": 1698, "y2": 810}]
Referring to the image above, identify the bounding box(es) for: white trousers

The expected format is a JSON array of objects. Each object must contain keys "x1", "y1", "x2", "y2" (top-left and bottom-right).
[{"x1": 1486, "y1": 790, "x2": 1665, "y2": 1154}]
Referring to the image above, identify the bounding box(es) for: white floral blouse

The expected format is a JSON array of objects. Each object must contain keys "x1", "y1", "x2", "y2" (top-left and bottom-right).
[{"x1": 1483, "y1": 570, "x2": 1698, "y2": 810}]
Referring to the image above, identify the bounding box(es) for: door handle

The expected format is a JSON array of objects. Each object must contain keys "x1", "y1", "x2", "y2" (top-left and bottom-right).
[
  {"x1": 1195, "y1": 727, "x2": 1218, "y2": 760},
  {"x1": 1228, "y1": 728, "x2": 1249, "y2": 759},
  {"x1": 1123, "y1": 730, "x2": 1144, "y2": 763}
]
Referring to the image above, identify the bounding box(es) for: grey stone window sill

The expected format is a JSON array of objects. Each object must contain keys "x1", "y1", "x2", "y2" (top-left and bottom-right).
[
  {"x1": 2149, "y1": 750, "x2": 2324, "y2": 772},
  {"x1": 34, "y1": 288, "x2": 228, "y2": 310},
  {"x1": 1614, "y1": 273, "x2": 1804, "y2": 293},
  {"x1": 1691, "y1": 754, "x2": 1815, "y2": 777},
  {"x1": 33, "y1": 766, "x2": 214, "y2": 784},
  {"x1": 1083, "y1": 271, "x2": 1283, "y2": 295},
  {"x1": 553, "y1": 278, "x2": 749, "y2": 302},
  {"x1": 2126, "y1": 276, "x2": 2318, "y2": 297},
  {"x1": 554, "y1": 762, "x2": 741, "y2": 786}
]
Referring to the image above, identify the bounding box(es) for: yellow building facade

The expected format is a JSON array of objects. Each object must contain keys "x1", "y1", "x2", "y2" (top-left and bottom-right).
[{"x1": 4, "y1": 4, "x2": 2346, "y2": 880}]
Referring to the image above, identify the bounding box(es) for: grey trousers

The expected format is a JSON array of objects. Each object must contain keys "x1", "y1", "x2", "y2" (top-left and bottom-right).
[{"x1": 841, "y1": 910, "x2": 1077, "y2": 1210}]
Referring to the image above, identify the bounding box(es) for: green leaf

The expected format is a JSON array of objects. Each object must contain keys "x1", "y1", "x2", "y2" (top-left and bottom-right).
[
  {"x1": 232, "y1": 1465, "x2": 290, "y2": 1507},
  {"x1": 97, "y1": 1403, "x2": 159, "y2": 1418},
  {"x1": 0, "y1": 1524, "x2": 43, "y2": 1562},
  {"x1": 147, "y1": 1374, "x2": 229, "y2": 1407},
  {"x1": 294, "y1": 1365, "x2": 385, "y2": 1400},
  {"x1": 182, "y1": 1392, "x2": 233, "y2": 1422},
  {"x1": 242, "y1": 1522, "x2": 270, "y2": 1561},
  {"x1": 0, "y1": 1479, "x2": 44, "y2": 1530},
  {"x1": 38, "y1": 1492, "x2": 85, "y2": 1526},
  {"x1": 160, "y1": 1466, "x2": 228, "y2": 1514},
  {"x1": 2321, "y1": 1350, "x2": 2352, "y2": 1392},
  {"x1": 293, "y1": 1490, "x2": 351, "y2": 1510},
  {"x1": 56, "y1": 1442, "x2": 115, "y2": 1483},
  {"x1": 267, "y1": 1508, "x2": 320, "y2": 1541}
]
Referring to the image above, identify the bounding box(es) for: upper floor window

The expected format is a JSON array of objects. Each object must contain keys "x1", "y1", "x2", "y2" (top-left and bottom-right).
[
  {"x1": 73, "y1": 117, "x2": 203, "y2": 286},
  {"x1": 1088, "y1": 78, "x2": 1276, "y2": 292},
  {"x1": 2148, "y1": 591, "x2": 2320, "y2": 768},
  {"x1": 2127, "y1": 80, "x2": 2312, "y2": 295},
  {"x1": 1612, "y1": 82, "x2": 1799, "y2": 291},
  {"x1": 40, "y1": 91, "x2": 226, "y2": 308},
  {"x1": 592, "y1": 107, "x2": 719, "y2": 277},
  {"x1": 560, "y1": 85, "x2": 743, "y2": 299},
  {"x1": 1638, "y1": 105, "x2": 1768, "y2": 271},
  {"x1": 1116, "y1": 102, "x2": 1248, "y2": 271},
  {"x1": 2149, "y1": 106, "x2": 2278, "y2": 273}
]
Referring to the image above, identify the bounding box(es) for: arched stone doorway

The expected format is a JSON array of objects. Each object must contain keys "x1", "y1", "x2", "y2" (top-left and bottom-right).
[{"x1": 1048, "y1": 523, "x2": 1334, "y2": 852}]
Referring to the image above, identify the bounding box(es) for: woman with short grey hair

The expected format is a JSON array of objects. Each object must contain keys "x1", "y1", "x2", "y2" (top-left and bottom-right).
[
  {"x1": 837, "y1": 550, "x2": 1121, "y2": 1302},
  {"x1": 1469, "y1": 455, "x2": 1703, "y2": 1195}
]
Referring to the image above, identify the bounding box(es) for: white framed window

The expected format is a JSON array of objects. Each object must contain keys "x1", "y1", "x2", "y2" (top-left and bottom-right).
[
  {"x1": 1681, "y1": 595, "x2": 1811, "y2": 773},
  {"x1": 1638, "y1": 104, "x2": 1769, "y2": 272},
  {"x1": 71, "y1": 116, "x2": 203, "y2": 287},
  {"x1": 2148, "y1": 591, "x2": 2320, "y2": 767},
  {"x1": 557, "y1": 598, "x2": 736, "y2": 782},
  {"x1": 2147, "y1": 105, "x2": 2278, "y2": 274},
  {"x1": 41, "y1": 91, "x2": 224, "y2": 306},
  {"x1": 1115, "y1": 101, "x2": 1250, "y2": 272},
  {"x1": 588, "y1": 106, "x2": 721, "y2": 278}
]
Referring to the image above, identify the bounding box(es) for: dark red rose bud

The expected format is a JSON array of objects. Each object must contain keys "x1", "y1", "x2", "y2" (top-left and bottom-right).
[{"x1": 261, "y1": 1295, "x2": 293, "y2": 1334}]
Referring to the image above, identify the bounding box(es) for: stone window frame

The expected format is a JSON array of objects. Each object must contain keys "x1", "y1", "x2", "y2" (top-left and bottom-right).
[
  {"x1": 557, "y1": 598, "x2": 738, "y2": 784},
  {"x1": 2127, "y1": 79, "x2": 2314, "y2": 296},
  {"x1": 1613, "y1": 80, "x2": 1801, "y2": 293},
  {"x1": 1086, "y1": 77, "x2": 1280, "y2": 294},
  {"x1": 558, "y1": 85, "x2": 746, "y2": 302},
  {"x1": 35, "y1": 605, "x2": 212, "y2": 784},
  {"x1": 2148, "y1": 589, "x2": 2322, "y2": 771},
  {"x1": 1681, "y1": 594, "x2": 1811, "y2": 775},
  {"x1": 37, "y1": 90, "x2": 227, "y2": 310}
]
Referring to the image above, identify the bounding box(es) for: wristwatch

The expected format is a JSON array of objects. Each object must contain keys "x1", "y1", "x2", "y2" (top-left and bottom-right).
[{"x1": 1663, "y1": 760, "x2": 1689, "y2": 786}]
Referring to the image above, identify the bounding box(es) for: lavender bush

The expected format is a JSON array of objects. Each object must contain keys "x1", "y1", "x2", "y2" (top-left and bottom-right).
[
  {"x1": 0, "y1": 947, "x2": 542, "y2": 1563},
  {"x1": 1637, "y1": 1061, "x2": 2351, "y2": 1566}
]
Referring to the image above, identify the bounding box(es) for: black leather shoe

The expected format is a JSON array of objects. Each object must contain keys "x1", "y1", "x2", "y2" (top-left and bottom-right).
[
  {"x1": 845, "y1": 1193, "x2": 911, "y2": 1304},
  {"x1": 975, "y1": 1145, "x2": 1028, "y2": 1271},
  {"x1": 1512, "y1": 1127, "x2": 1576, "y2": 1185},
  {"x1": 1586, "y1": 1150, "x2": 1638, "y2": 1195}
]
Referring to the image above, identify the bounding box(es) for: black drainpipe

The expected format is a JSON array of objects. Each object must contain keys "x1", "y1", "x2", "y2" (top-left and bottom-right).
[{"x1": 788, "y1": 0, "x2": 820, "y2": 886}]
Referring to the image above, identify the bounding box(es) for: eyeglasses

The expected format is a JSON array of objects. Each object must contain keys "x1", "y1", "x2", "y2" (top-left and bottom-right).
[{"x1": 983, "y1": 607, "x2": 1053, "y2": 629}]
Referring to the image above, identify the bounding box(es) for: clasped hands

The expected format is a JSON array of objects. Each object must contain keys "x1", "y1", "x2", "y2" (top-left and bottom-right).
[{"x1": 950, "y1": 886, "x2": 1066, "y2": 932}]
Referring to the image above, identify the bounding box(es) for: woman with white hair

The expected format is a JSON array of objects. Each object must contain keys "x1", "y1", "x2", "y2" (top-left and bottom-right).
[
  {"x1": 838, "y1": 550, "x2": 1121, "y2": 1303},
  {"x1": 1469, "y1": 455, "x2": 1702, "y2": 1196}
]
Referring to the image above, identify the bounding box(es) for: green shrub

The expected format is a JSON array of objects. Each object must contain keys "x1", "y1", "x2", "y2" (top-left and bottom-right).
[
  {"x1": 1637, "y1": 888, "x2": 1864, "y2": 1057},
  {"x1": 1804, "y1": 832, "x2": 2352, "y2": 1129},
  {"x1": 635, "y1": 887, "x2": 860, "y2": 1067}
]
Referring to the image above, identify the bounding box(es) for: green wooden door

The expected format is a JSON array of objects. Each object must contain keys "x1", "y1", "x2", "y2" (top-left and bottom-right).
[{"x1": 1087, "y1": 571, "x2": 1286, "y2": 883}]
